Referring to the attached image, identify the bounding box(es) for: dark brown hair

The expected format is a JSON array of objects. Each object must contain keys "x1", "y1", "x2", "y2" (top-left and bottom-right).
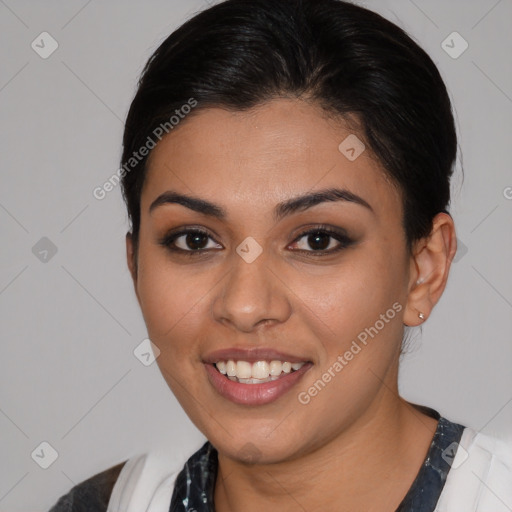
[{"x1": 121, "y1": 0, "x2": 457, "y2": 254}]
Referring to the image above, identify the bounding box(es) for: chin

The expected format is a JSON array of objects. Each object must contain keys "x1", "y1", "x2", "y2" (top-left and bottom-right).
[{"x1": 210, "y1": 426, "x2": 308, "y2": 465}]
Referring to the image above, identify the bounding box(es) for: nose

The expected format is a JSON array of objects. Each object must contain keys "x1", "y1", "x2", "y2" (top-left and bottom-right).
[{"x1": 211, "y1": 248, "x2": 292, "y2": 333}]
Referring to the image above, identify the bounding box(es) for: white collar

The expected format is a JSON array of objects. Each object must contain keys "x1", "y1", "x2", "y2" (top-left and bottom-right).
[{"x1": 434, "y1": 427, "x2": 512, "y2": 511}]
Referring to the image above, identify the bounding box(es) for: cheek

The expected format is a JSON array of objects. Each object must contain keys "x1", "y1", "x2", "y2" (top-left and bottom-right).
[
  {"x1": 135, "y1": 247, "x2": 210, "y2": 350},
  {"x1": 291, "y1": 254, "x2": 406, "y2": 425},
  {"x1": 290, "y1": 249, "x2": 405, "y2": 342},
  {"x1": 135, "y1": 252, "x2": 211, "y2": 408}
]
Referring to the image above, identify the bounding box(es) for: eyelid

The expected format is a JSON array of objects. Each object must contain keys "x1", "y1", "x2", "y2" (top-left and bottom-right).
[{"x1": 290, "y1": 223, "x2": 349, "y2": 241}]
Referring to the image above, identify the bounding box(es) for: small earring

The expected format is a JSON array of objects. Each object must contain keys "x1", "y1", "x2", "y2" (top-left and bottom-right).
[
  {"x1": 416, "y1": 277, "x2": 424, "y2": 285},
  {"x1": 418, "y1": 312, "x2": 425, "y2": 320}
]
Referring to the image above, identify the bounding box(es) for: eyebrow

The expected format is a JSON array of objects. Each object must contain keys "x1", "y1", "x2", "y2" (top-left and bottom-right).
[{"x1": 149, "y1": 187, "x2": 374, "y2": 221}]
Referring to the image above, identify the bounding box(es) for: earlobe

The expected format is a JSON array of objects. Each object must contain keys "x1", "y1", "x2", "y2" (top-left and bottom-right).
[{"x1": 403, "y1": 213, "x2": 457, "y2": 326}]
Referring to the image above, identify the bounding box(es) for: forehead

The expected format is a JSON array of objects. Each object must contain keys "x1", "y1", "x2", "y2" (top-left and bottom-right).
[{"x1": 142, "y1": 99, "x2": 401, "y2": 217}]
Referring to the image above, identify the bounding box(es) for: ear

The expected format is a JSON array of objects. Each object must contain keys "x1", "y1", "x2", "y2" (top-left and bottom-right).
[
  {"x1": 403, "y1": 212, "x2": 457, "y2": 327},
  {"x1": 126, "y1": 232, "x2": 140, "y2": 303}
]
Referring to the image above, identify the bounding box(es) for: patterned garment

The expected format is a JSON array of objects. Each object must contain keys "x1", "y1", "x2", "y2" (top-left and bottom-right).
[
  {"x1": 169, "y1": 408, "x2": 465, "y2": 512},
  {"x1": 49, "y1": 408, "x2": 466, "y2": 512}
]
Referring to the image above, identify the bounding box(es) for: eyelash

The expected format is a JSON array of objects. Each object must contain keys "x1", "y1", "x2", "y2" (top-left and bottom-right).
[{"x1": 158, "y1": 224, "x2": 354, "y2": 258}]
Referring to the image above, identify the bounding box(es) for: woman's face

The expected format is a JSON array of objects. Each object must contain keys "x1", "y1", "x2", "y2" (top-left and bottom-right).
[{"x1": 128, "y1": 98, "x2": 417, "y2": 463}]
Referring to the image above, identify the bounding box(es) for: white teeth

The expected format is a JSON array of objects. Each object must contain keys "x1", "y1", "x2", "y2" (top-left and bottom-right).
[
  {"x1": 226, "y1": 360, "x2": 237, "y2": 377},
  {"x1": 269, "y1": 360, "x2": 283, "y2": 376},
  {"x1": 231, "y1": 375, "x2": 282, "y2": 383},
  {"x1": 252, "y1": 361, "x2": 270, "y2": 379},
  {"x1": 214, "y1": 359, "x2": 307, "y2": 383},
  {"x1": 236, "y1": 361, "x2": 252, "y2": 379}
]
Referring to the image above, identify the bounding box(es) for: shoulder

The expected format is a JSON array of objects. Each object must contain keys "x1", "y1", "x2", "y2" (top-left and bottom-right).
[
  {"x1": 106, "y1": 451, "x2": 183, "y2": 511},
  {"x1": 48, "y1": 448, "x2": 194, "y2": 512},
  {"x1": 435, "y1": 427, "x2": 512, "y2": 512},
  {"x1": 48, "y1": 460, "x2": 127, "y2": 512}
]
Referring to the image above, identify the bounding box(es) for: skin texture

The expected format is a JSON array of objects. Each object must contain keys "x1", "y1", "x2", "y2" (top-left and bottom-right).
[{"x1": 126, "y1": 98, "x2": 457, "y2": 511}]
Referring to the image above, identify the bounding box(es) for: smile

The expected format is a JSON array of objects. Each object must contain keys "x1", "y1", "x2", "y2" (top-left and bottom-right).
[
  {"x1": 215, "y1": 359, "x2": 306, "y2": 384},
  {"x1": 205, "y1": 360, "x2": 312, "y2": 406}
]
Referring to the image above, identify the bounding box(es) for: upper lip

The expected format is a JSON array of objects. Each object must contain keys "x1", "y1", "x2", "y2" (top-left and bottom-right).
[{"x1": 203, "y1": 347, "x2": 311, "y2": 364}]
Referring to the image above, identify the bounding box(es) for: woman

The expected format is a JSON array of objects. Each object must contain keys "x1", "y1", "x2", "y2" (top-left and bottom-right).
[{"x1": 49, "y1": 0, "x2": 512, "y2": 510}]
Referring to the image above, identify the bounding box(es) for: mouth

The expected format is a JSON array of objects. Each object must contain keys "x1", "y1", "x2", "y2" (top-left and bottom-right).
[
  {"x1": 214, "y1": 359, "x2": 307, "y2": 384},
  {"x1": 204, "y1": 357, "x2": 313, "y2": 405}
]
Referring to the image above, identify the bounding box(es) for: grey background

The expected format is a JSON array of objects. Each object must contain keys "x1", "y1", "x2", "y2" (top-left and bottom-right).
[{"x1": 0, "y1": 0, "x2": 511, "y2": 510}]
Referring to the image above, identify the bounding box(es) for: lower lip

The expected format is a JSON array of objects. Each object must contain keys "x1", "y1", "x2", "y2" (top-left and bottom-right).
[{"x1": 204, "y1": 363, "x2": 312, "y2": 405}]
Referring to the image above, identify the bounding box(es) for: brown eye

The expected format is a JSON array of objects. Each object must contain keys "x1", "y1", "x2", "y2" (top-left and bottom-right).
[
  {"x1": 160, "y1": 229, "x2": 222, "y2": 253},
  {"x1": 290, "y1": 226, "x2": 354, "y2": 255},
  {"x1": 303, "y1": 232, "x2": 332, "y2": 251},
  {"x1": 179, "y1": 232, "x2": 210, "y2": 250}
]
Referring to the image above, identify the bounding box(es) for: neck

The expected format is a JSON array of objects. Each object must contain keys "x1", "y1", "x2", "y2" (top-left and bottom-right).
[{"x1": 214, "y1": 391, "x2": 438, "y2": 512}]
